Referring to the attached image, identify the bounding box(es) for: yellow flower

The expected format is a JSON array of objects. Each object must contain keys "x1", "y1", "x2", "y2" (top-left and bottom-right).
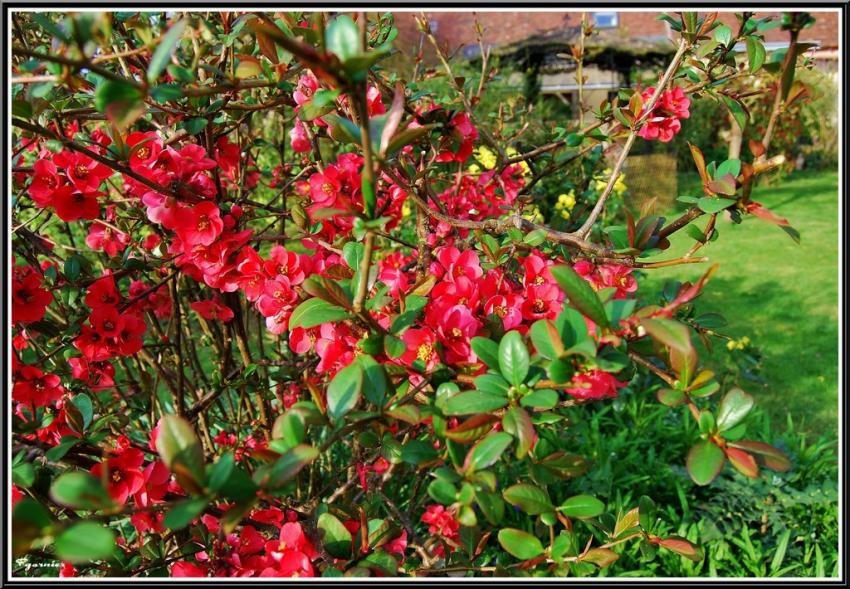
[
  {"x1": 557, "y1": 191, "x2": 576, "y2": 210},
  {"x1": 467, "y1": 163, "x2": 481, "y2": 174},
  {"x1": 506, "y1": 147, "x2": 532, "y2": 178},
  {"x1": 726, "y1": 340, "x2": 737, "y2": 351},
  {"x1": 592, "y1": 168, "x2": 627, "y2": 196},
  {"x1": 401, "y1": 202, "x2": 411, "y2": 218},
  {"x1": 474, "y1": 146, "x2": 497, "y2": 170},
  {"x1": 522, "y1": 205, "x2": 544, "y2": 224}
]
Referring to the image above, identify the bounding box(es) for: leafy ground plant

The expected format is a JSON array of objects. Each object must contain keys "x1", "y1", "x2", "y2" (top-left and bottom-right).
[{"x1": 9, "y1": 10, "x2": 830, "y2": 578}]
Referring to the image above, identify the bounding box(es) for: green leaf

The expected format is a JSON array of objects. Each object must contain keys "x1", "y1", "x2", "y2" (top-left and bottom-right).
[
  {"x1": 715, "y1": 159, "x2": 741, "y2": 179},
  {"x1": 558, "y1": 494, "x2": 605, "y2": 519},
  {"x1": 326, "y1": 361, "x2": 363, "y2": 421},
  {"x1": 400, "y1": 439, "x2": 438, "y2": 466},
  {"x1": 55, "y1": 522, "x2": 116, "y2": 563},
  {"x1": 156, "y1": 414, "x2": 206, "y2": 493},
  {"x1": 71, "y1": 393, "x2": 93, "y2": 430},
  {"x1": 12, "y1": 461, "x2": 35, "y2": 488},
  {"x1": 501, "y1": 407, "x2": 534, "y2": 459},
  {"x1": 181, "y1": 117, "x2": 208, "y2": 135},
  {"x1": 502, "y1": 484, "x2": 553, "y2": 515},
  {"x1": 355, "y1": 354, "x2": 389, "y2": 407},
  {"x1": 473, "y1": 373, "x2": 510, "y2": 396},
  {"x1": 207, "y1": 452, "x2": 235, "y2": 493},
  {"x1": 443, "y1": 391, "x2": 509, "y2": 416},
  {"x1": 94, "y1": 79, "x2": 145, "y2": 128},
  {"x1": 640, "y1": 318, "x2": 692, "y2": 355},
  {"x1": 498, "y1": 528, "x2": 545, "y2": 560},
  {"x1": 445, "y1": 414, "x2": 499, "y2": 444},
  {"x1": 149, "y1": 83, "x2": 183, "y2": 103},
  {"x1": 720, "y1": 94, "x2": 748, "y2": 132},
  {"x1": 164, "y1": 497, "x2": 209, "y2": 530},
  {"x1": 318, "y1": 513, "x2": 353, "y2": 558},
  {"x1": 746, "y1": 37, "x2": 766, "y2": 72},
  {"x1": 713, "y1": 24, "x2": 733, "y2": 46},
  {"x1": 471, "y1": 337, "x2": 500, "y2": 369},
  {"x1": 64, "y1": 255, "x2": 82, "y2": 281},
  {"x1": 147, "y1": 19, "x2": 186, "y2": 84},
  {"x1": 476, "y1": 490, "x2": 506, "y2": 525},
  {"x1": 551, "y1": 265, "x2": 610, "y2": 328},
  {"x1": 465, "y1": 432, "x2": 512, "y2": 473},
  {"x1": 686, "y1": 441, "x2": 726, "y2": 486},
  {"x1": 326, "y1": 14, "x2": 360, "y2": 62},
  {"x1": 530, "y1": 320, "x2": 563, "y2": 360},
  {"x1": 45, "y1": 437, "x2": 79, "y2": 462},
  {"x1": 50, "y1": 471, "x2": 114, "y2": 510},
  {"x1": 254, "y1": 444, "x2": 318, "y2": 490},
  {"x1": 289, "y1": 297, "x2": 351, "y2": 329},
  {"x1": 271, "y1": 411, "x2": 306, "y2": 451},
  {"x1": 697, "y1": 196, "x2": 735, "y2": 214},
  {"x1": 498, "y1": 330, "x2": 529, "y2": 387},
  {"x1": 656, "y1": 387, "x2": 687, "y2": 407},
  {"x1": 716, "y1": 387, "x2": 754, "y2": 431},
  {"x1": 428, "y1": 479, "x2": 457, "y2": 505},
  {"x1": 520, "y1": 389, "x2": 559, "y2": 410},
  {"x1": 638, "y1": 495, "x2": 657, "y2": 531}
]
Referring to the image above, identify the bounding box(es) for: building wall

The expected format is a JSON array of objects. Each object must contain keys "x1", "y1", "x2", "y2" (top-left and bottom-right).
[{"x1": 393, "y1": 10, "x2": 840, "y2": 57}]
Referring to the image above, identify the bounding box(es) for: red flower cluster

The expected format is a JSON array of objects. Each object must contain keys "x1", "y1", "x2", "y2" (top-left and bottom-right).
[
  {"x1": 28, "y1": 148, "x2": 112, "y2": 221},
  {"x1": 637, "y1": 85, "x2": 691, "y2": 143},
  {"x1": 421, "y1": 504, "x2": 461, "y2": 557},
  {"x1": 573, "y1": 260, "x2": 638, "y2": 299},
  {"x1": 171, "y1": 519, "x2": 318, "y2": 578},
  {"x1": 12, "y1": 264, "x2": 53, "y2": 325},
  {"x1": 565, "y1": 369, "x2": 629, "y2": 401},
  {"x1": 74, "y1": 274, "x2": 146, "y2": 361}
]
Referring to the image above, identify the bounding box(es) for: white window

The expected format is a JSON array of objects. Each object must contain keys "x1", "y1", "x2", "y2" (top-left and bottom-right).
[{"x1": 592, "y1": 12, "x2": 618, "y2": 28}]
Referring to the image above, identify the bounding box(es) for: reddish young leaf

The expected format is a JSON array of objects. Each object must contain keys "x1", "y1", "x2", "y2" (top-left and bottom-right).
[
  {"x1": 658, "y1": 536, "x2": 704, "y2": 562},
  {"x1": 725, "y1": 447, "x2": 759, "y2": 478}
]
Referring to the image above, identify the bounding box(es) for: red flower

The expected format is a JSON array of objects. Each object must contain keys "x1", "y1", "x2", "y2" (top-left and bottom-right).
[
  {"x1": 171, "y1": 561, "x2": 208, "y2": 577},
  {"x1": 53, "y1": 150, "x2": 113, "y2": 192},
  {"x1": 90, "y1": 446, "x2": 146, "y2": 505},
  {"x1": 637, "y1": 86, "x2": 690, "y2": 143},
  {"x1": 191, "y1": 298, "x2": 235, "y2": 322},
  {"x1": 436, "y1": 111, "x2": 478, "y2": 163},
  {"x1": 90, "y1": 304, "x2": 124, "y2": 338},
  {"x1": 400, "y1": 328, "x2": 439, "y2": 371},
  {"x1": 52, "y1": 187, "x2": 102, "y2": 221},
  {"x1": 434, "y1": 245, "x2": 483, "y2": 282},
  {"x1": 126, "y1": 131, "x2": 163, "y2": 171},
  {"x1": 59, "y1": 562, "x2": 77, "y2": 578},
  {"x1": 13, "y1": 365, "x2": 64, "y2": 408},
  {"x1": 565, "y1": 369, "x2": 628, "y2": 401},
  {"x1": 12, "y1": 265, "x2": 52, "y2": 324},
  {"x1": 260, "y1": 522, "x2": 317, "y2": 577},
  {"x1": 85, "y1": 274, "x2": 121, "y2": 309},
  {"x1": 421, "y1": 504, "x2": 460, "y2": 542},
  {"x1": 27, "y1": 159, "x2": 65, "y2": 207},
  {"x1": 289, "y1": 119, "x2": 311, "y2": 153},
  {"x1": 597, "y1": 264, "x2": 638, "y2": 299},
  {"x1": 85, "y1": 222, "x2": 130, "y2": 257},
  {"x1": 433, "y1": 304, "x2": 481, "y2": 365},
  {"x1": 175, "y1": 201, "x2": 223, "y2": 247},
  {"x1": 520, "y1": 283, "x2": 561, "y2": 321}
]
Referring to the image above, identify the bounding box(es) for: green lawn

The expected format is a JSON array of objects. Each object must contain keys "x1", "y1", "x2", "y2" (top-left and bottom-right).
[{"x1": 638, "y1": 171, "x2": 839, "y2": 433}]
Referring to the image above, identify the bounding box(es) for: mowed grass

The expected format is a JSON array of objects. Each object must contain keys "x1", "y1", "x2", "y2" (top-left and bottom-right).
[{"x1": 638, "y1": 171, "x2": 840, "y2": 433}]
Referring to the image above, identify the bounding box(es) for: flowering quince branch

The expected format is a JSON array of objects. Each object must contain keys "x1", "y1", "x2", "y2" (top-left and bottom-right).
[
  {"x1": 9, "y1": 10, "x2": 806, "y2": 578},
  {"x1": 575, "y1": 38, "x2": 690, "y2": 239}
]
